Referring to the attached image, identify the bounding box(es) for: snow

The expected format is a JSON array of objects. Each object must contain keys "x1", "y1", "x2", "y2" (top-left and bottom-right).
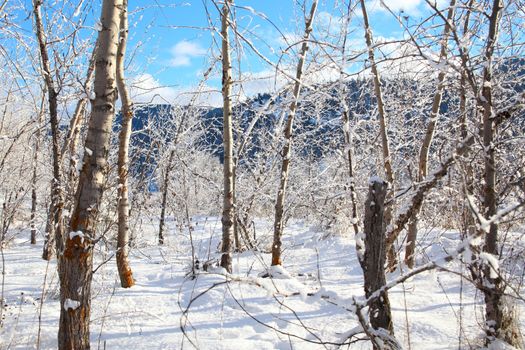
[
  {"x1": 73, "y1": 0, "x2": 83, "y2": 17},
  {"x1": 479, "y1": 252, "x2": 500, "y2": 279},
  {"x1": 64, "y1": 298, "x2": 80, "y2": 311},
  {"x1": 69, "y1": 230, "x2": 85, "y2": 244},
  {"x1": 1, "y1": 218, "x2": 523, "y2": 349}
]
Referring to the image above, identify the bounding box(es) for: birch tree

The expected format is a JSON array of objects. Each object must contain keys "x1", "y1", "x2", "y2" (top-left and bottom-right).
[
  {"x1": 219, "y1": 0, "x2": 235, "y2": 273},
  {"x1": 115, "y1": 0, "x2": 135, "y2": 288}
]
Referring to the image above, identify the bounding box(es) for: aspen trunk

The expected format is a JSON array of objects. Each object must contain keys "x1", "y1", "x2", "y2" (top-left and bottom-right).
[
  {"x1": 219, "y1": 0, "x2": 235, "y2": 273},
  {"x1": 58, "y1": 0, "x2": 122, "y2": 348},
  {"x1": 271, "y1": 0, "x2": 317, "y2": 266},
  {"x1": 363, "y1": 178, "x2": 395, "y2": 348},
  {"x1": 405, "y1": 0, "x2": 456, "y2": 268},
  {"x1": 33, "y1": 0, "x2": 64, "y2": 261},
  {"x1": 115, "y1": 0, "x2": 134, "y2": 288}
]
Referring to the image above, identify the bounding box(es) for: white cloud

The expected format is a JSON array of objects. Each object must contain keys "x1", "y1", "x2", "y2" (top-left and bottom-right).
[
  {"x1": 368, "y1": 0, "x2": 423, "y2": 16},
  {"x1": 315, "y1": 11, "x2": 344, "y2": 34},
  {"x1": 129, "y1": 73, "x2": 222, "y2": 107},
  {"x1": 169, "y1": 40, "x2": 206, "y2": 67}
]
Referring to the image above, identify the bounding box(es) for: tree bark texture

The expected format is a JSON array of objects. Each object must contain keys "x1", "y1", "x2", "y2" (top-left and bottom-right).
[
  {"x1": 58, "y1": 0, "x2": 122, "y2": 348},
  {"x1": 271, "y1": 0, "x2": 317, "y2": 266},
  {"x1": 363, "y1": 178, "x2": 394, "y2": 345},
  {"x1": 405, "y1": 0, "x2": 456, "y2": 268},
  {"x1": 220, "y1": 0, "x2": 235, "y2": 273},
  {"x1": 359, "y1": 0, "x2": 396, "y2": 268},
  {"x1": 115, "y1": 0, "x2": 135, "y2": 288}
]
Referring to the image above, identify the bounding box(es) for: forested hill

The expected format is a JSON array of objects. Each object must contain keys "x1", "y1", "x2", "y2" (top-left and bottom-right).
[{"x1": 120, "y1": 57, "x2": 524, "y2": 183}]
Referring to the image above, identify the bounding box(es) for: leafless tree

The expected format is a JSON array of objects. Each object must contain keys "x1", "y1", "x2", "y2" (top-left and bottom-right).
[
  {"x1": 115, "y1": 0, "x2": 135, "y2": 288},
  {"x1": 271, "y1": 0, "x2": 318, "y2": 267},
  {"x1": 58, "y1": 0, "x2": 122, "y2": 347}
]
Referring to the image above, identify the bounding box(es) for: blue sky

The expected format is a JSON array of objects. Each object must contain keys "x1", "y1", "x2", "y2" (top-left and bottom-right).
[
  {"x1": 122, "y1": 0, "x2": 437, "y2": 104},
  {"x1": 6, "y1": 0, "x2": 443, "y2": 106}
]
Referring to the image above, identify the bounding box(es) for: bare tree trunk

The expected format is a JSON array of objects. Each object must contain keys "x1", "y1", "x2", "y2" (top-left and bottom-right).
[
  {"x1": 159, "y1": 149, "x2": 175, "y2": 245},
  {"x1": 219, "y1": 0, "x2": 235, "y2": 273},
  {"x1": 359, "y1": 0, "x2": 396, "y2": 268},
  {"x1": 271, "y1": 0, "x2": 317, "y2": 266},
  {"x1": 405, "y1": 0, "x2": 456, "y2": 268},
  {"x1": 31, "y1": 94, "x2": 46, "y2": 244},
  {"x1": 58, "y1": 0, "x2": 122, "y2": 347},
  {"x1": 115, "y1": 0, "x2": 134, "y2": 289},
  {"x1": 30, "y1": 159, "x2": 38, "y2": 244},
  {"x1": 42, "y1": 200, "x2": 55, "y2": 260},
  {"x1": 232, "y1": 167, "x2": 241, "y2": 252},
  {"x1": 336, "y1": 3, "x2": 363, "y2": 276},
  {"x1": 343, "y1": 109, "x2": 362, "y2": 262},
  {"x1": 363, "y1": 178, "x2": 395, "y2": 348},
  {"x1": 458, "y1": 0, "x2": 477, "y2": 249},
  {"x1": 33, "y1": 0, "x2": 64, "y2": 261},
  {"x1": 479, "y1": 0, "x2": 522, "y2": 346}
]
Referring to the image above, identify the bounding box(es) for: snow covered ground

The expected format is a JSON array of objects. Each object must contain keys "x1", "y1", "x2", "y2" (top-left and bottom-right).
[{"x1": 1, "y1": 216, "x2": 523, "y2": 349}]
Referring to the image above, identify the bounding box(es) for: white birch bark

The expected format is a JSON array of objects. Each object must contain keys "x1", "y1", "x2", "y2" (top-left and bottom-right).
[
  {"x1": 115, "y1": 0, "x2": 135, "y2": 288},
  {"x1": 220, "y1": 0, "x2": 235, "y2": 273}
]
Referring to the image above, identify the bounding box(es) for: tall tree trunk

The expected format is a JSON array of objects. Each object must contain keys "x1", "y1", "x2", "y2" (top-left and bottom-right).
[
  {"x1": 42, "y1": 200, "x2": 55, "y2": 260},
  {"x1": 363, "y1": 178, "x2": 395, "y2": 348},
  {"x1": 359, "y1": 0, "x2": 396, "y2": 268},
  {"x1": 271, "y1": 0, "x2": 317, "y2": 266},
  {"x1": 458, "y1": 0, "x2": 477, "y2": 248},
  {"x1": 219, "y1": 0, "x2": 235, "y2": 273},
  {"x1": 405, "y1": 0, "x2": 456, "y2": 268},
  {"x1": 33, "y1": 0, "x2": 65, "y2": 261},
  {"x1": 479, "y1": 0, "x2": 522, "y2": 347},
  {"x1": 115, "y1": 0, "x2": 134, "y2": 288},
  {"x1": 58, "y1": 0, "x2": 122, "y2": 348}
]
